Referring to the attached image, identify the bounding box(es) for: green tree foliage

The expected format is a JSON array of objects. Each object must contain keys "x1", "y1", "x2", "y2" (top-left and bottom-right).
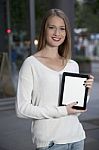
[
  {"x1": 35, "y1": 0, "x2": 50, "y2": 36},
  {"x1": 75, "y1": 0, "x2": 99, "y2": 33},
  {"x1": 10, "y1": 0, "x2": 49, "y2": 39},
  {"x1": 10, "y1": 0, "x2": 29, "y2": 33}
]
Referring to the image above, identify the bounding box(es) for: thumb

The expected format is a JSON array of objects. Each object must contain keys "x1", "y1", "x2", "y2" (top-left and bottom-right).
[{"x1": 68, "y1": 101, "x2": 78, "y2": 107}]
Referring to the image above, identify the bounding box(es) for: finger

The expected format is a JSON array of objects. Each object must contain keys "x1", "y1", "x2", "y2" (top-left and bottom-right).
[
  {"x1": 86, "y1": 79, "x2": 94, "y2": 83},
  {"x1": 86, "y1": 81, "x2": 94, "y2": 88},
  {"x1": 85, "y1": 78, "x2": 94, "y2": 88},
  {"x1": 87, "y1": 77, "x2": 94, "y2": 81},
  {"x1": 76, "y1": 109, "x2": 87, "y2": 113},
  {"x1": 89, "y1": 75, "x2": 94, "y2": 79},
  {"x1": 68, "y1": 102, "x2": 78, "y2": 107}
]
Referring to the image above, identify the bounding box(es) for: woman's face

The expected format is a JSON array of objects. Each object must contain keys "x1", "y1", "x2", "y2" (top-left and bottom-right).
[{"x1": 45, "y1": 16, "x2": 66, "y2": 48}]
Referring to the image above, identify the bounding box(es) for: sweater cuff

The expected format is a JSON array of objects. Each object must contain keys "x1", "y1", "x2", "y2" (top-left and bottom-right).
[{"x1": 58, "y1": 106, "x2": 68, "y2": 116}]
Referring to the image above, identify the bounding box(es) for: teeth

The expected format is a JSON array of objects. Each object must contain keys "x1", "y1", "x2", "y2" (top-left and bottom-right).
[{"x1": 52, "y1": 37, "x2": 60, "y2": 41}]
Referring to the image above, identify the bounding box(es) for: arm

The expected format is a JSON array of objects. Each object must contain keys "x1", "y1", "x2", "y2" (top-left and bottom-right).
[
  {"x1": 16, "y1": 59, "x2": 67, "y2": 120},
  {"x1": 16, "y1": 59, "x2": 87, "y2": 119},
  {"x1": 16, "y1": 73, "x2": 86, "y2": 119}
]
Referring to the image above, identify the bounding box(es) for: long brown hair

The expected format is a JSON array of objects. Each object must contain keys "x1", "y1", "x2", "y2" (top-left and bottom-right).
[{"x1": 37, "y1": 9, "x2": 71, "y2": 59}]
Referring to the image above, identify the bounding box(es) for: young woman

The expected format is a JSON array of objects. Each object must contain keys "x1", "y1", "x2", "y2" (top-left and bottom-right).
[{"x1": 16, "y1": 9, "x2": 94, "y2": 150}]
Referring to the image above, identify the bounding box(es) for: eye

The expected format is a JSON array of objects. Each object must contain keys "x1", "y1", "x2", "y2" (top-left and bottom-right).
[
  {"x1": 48, "y1": 26, "x2": 55, "y2": 29},
  {"x1": 60, "y1": 27, "x2": 65, "y2": 31}
]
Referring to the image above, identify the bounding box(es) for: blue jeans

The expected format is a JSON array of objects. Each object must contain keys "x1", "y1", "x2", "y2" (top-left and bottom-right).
[{"x1": 36, "y1": 140, "x2": 84, "y2": 150}]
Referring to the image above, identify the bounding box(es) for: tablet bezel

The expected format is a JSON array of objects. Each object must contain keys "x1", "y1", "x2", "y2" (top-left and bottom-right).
[{"x1": 59, "y1": 72, "x2": 89, "y2": 110}]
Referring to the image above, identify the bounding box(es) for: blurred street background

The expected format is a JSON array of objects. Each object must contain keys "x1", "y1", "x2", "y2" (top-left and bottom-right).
[{"x1": 0, "y1": 0, "x2": 99, "y2": 150}]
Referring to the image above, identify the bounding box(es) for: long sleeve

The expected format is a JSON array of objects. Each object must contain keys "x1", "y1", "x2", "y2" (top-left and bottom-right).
[
  {"x1": 16, "y1": 57, "x2": 86, "y2": 148},
  {"x1": 16, "y1": 59, "x2": 67, "y2": 120}
]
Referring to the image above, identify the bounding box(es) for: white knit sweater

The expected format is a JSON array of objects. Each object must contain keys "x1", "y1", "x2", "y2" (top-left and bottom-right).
[{"x1": 16, "y1": 56, "x2": 85, "y2": 148}]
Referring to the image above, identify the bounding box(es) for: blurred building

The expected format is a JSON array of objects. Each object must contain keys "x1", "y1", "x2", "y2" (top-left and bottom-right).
[{"x1": 0, "y1": 0, "x2": 7, "y2": 52}]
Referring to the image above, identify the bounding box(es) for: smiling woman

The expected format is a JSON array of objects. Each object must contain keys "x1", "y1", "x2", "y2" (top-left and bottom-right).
[
  {"x1": 45, "y1": 16, "x2": 66, "y2": 48},
  {"x1": 16, "y1": 8, "x2": 94, "y2": 150}
]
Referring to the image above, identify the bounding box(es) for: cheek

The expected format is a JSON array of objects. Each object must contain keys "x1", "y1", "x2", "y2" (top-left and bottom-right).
[
  {"x1": 63, "y1": 33, "x2": 67, "y2": 40},
  {"x1": 45, "y1": 29, "x2": 50, "y2": 38},
  {"x1": 46, "y1": 30, "x2": 53, "y2": 37},
  {"x1": 61, "y1": 34, "x2": 66, "y2": 42},
  {"x1": 45, "y1": 33, "x2": 52, "y2": 45},
  {"x1": 62, "y1": 32, "x2": 66, "y2": 38},
  {"x1": 45, "y1": 30, "x2": 53, "y2": 41}
]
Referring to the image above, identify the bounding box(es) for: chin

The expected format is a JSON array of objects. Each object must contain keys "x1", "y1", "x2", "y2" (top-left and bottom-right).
[{"x1": 48, "y1": 41, "x2": 63, "y2": 47}]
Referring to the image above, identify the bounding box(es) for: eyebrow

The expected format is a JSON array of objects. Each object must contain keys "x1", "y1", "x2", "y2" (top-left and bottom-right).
[{"x1": 48, "y1": 24, "x2": 65, "y2": 27}]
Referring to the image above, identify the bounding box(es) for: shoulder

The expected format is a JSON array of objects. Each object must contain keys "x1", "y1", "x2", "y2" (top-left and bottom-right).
[
  {"x1": 23, "y1": 55, "x2": 33, "y2": 64},
  {"x1": 19, "y1": 56, "x2": 34, "y2": 76},
  {"x1": 21, "y1": 55, "x2": 37, "y2": 68},
  {"x1": 68, "y1": 59, "x2": 79, "y2": 66},
  {"x1": 67, "y1": 59, "x2": 79, "y2": 73}
]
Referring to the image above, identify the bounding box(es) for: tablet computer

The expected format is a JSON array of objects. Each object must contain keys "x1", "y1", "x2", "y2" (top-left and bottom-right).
[{"x1": 59, "y1": 72, "x2": 89, "y2": 110}]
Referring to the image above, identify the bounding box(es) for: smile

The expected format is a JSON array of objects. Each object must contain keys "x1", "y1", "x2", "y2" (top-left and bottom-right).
[{"x1": 52, "y1": 37, "x2": 61, "y2": 41}]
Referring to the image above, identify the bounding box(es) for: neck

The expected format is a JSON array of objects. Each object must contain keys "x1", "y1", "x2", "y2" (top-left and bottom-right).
[{"x1": 42, "y1": 46, "x2": 60, "y2": 59}]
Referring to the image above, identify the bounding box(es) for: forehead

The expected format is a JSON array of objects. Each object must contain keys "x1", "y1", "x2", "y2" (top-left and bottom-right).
[{"x1": 46, "y1": 16, "x2": 65, "y2": 26}]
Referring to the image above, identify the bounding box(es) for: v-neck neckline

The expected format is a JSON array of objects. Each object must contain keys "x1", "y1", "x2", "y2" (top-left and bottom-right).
[{"x1": 32, "y1": 55, "x2": 68, "y2": 73}]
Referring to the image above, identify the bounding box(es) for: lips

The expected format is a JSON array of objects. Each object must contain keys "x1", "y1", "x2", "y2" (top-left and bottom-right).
[{"x1": 52, "y1": 37, "x2": 61, "y2": 41}]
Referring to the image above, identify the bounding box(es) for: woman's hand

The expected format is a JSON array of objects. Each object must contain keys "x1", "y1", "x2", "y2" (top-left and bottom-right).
[
  {"x1": 66, "y1": 102, "x2": 87, "y2": 115},
  {"x1": 66, "y1": 75, "x2": 94, "y2": 115},
  {"x1": 85, "y1": 75, "x2": 94, "y2": 89},
  {"x1": 85, "y1": 75, "x2": 94, "y2": 95}
]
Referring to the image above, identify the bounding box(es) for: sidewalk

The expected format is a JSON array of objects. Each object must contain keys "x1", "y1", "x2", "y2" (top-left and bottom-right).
[{"x1": 0, "y1": 81, "x2": 99, "y2": 150}]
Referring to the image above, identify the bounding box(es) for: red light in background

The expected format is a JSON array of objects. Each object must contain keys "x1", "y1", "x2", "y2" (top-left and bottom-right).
[{"x1": 5, "y1": 28, "x2": 12, "y2": 34}]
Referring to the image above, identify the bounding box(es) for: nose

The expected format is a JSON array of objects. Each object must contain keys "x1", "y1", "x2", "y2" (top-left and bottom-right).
[{"x1": 54, "y1": 28, "x2": 60, "y2": 36}]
